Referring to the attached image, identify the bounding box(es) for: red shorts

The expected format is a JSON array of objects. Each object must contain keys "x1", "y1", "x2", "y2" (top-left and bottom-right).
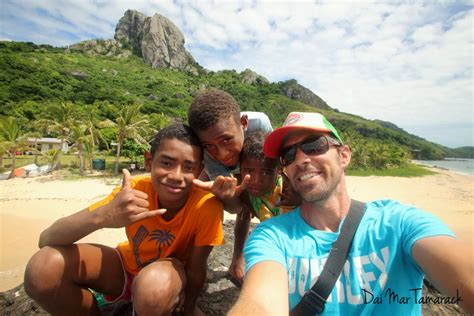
[
  {"x1": 103, "y1": 249, "x2": 134, "y2": 303},
  {"x1": 103, "y1": 270, "x2": 134, "y2": 303}
]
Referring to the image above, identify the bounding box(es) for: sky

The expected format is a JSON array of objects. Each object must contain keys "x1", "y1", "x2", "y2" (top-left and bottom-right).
[{"x1": 1, "y1": 0, "x2": 473, "y2": 148}]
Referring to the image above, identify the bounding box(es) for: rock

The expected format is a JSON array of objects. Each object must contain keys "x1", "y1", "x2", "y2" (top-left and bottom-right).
[
  {"x1": 115, "y1": 10, "x2": 199, "y2": 74},
  {"x1": 184, "y1": 64, "x2": 199, "y2": 76},
  {"x1": 0, "y1": 284, "x2": 48, "y2": 315},
  {"x1": 0, "y1": 220, "x2": 465, "y2": 315},
  {"x1": 114, "y1": 10, "x2": 147, "y2": 47},
  {"x1": 239, "y1": 68, "x2": 269, "y2": 85},
  {"x1": 66, "y1": 9, "x2": 200, "y2": 74},
  {"x1": 280, "y1": 79, "x2": 332, "y2": 110},
  {"x1": 67, "y1": 39, "x2": 130, "y2": 58},
  {"x1": 70, "y1": 70, "x2": 88, "y2": 80},
  {"x1": 140, "y1": 13, "x2": 196, "y2": 71}
]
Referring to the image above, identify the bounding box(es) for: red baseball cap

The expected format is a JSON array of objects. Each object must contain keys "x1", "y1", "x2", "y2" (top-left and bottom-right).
[{"x1": 263, "y1": 112, "x2": 343, "y2": 158}]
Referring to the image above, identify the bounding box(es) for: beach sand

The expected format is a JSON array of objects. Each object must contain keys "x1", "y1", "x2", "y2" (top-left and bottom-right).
[{"x1": 1, "y1": 169, "x2": 473, "y2": 292}]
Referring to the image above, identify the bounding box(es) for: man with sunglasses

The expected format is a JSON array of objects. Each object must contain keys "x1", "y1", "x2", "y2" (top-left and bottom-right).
[{"x1": 229, "y1": 112, "x2": 473, "y2": 315}]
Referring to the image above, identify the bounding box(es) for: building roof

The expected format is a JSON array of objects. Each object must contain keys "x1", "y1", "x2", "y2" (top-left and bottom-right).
[{"x1": 27, "y1": 137, "x2": 66, "y2": 144}]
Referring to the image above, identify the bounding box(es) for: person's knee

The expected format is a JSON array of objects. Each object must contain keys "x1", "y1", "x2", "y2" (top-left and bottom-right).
[
  {"x1": 133, "y1": 260, "x2": 185, "y2": 314},
  {"x1": 24, "y1": 246, "x2": 66, "y2": 300}
]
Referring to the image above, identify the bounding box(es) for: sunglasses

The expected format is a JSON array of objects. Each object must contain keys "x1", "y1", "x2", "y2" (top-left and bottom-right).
[{"x1": 279, "y1": 135, "x2": 341, "y2": 167}]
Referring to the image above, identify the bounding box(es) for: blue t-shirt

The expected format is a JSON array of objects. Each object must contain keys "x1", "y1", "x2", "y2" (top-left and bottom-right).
[
  {"x1": 244, "y1": 200, "x2": 455, "y2": 315},
  {"x1": 204, "y1": 111, "x2": 273, "y2": 180}
]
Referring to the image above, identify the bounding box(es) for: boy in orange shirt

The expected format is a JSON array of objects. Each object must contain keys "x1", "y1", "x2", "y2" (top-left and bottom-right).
[{"x1": 24, "y1": 123, "x2": 224, "y2": 316}]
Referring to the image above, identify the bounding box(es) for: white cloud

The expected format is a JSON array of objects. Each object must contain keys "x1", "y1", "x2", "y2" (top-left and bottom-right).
[{"x1": 2, "y1": 0, "x2": 473, "y2": 147}]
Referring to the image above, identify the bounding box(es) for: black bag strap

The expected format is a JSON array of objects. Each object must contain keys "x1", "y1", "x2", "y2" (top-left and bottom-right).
[{"x1": 290, "y1": 199, "x2": 366, "y2": 316}]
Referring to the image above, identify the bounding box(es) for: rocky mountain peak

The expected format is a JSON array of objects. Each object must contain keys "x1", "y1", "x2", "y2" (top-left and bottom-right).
[
  {"x1": 114, "y1": 10, "x2": 198, "y2": 74},
  {"x1": 114, "y1": 10, "x2": 146, "y2": 44},
  {"x1": 239, "y1": 68, "x2": 269, "y2": 85},
  {"x1": 280, "y1": 79, "x2": 332, "y2": 110}
]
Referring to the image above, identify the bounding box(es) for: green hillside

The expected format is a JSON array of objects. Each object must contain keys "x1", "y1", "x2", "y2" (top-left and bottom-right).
[
  {"x1": 450, "y1": 147, "x2": 474, "y2": 159},
  {"x1": 0, "y1": 40, "x2": 468, "y2": 173}
]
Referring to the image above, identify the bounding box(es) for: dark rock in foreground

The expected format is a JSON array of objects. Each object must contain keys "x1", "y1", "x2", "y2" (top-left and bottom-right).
[{"x1": 0, "y1": 220, "x2": 466, "y2": 315}]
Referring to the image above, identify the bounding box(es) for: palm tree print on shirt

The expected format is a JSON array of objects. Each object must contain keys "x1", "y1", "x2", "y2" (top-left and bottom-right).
[{"x1": 149, "y1": 229, "x2": 176, "y2": 260}]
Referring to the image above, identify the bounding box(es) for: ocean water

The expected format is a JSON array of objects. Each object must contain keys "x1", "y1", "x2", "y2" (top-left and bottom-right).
[{"x1": 413, "y1": 158, "x2": 474, "y2": 175}]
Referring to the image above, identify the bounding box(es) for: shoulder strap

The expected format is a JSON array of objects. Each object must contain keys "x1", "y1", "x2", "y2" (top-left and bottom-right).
[{"x1": 290, "y1": 199, "x2": 366, "y2": 316}]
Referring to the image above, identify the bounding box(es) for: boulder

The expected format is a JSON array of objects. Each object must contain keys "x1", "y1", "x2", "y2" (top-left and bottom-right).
[
  {"x1": 66, "y1": 9, "x2": 199, "y2": 73},
  {"x1": 114, "y1": 9, "x2": 146, "y2": 54},
  {"x1": 114, "y1": 10, "x2": 198, "y2": 74},
  {"x1": 70, "y1": 70, "x2": 88, "y2": 80},
  {"x1": 141, "y1": 13, "x2": 194, "y2": 70}
]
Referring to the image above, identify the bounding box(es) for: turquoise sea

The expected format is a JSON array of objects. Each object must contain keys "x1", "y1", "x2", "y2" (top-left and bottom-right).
[{"x1": 413, "y1": 158, "x2": 474, "y2": 175}]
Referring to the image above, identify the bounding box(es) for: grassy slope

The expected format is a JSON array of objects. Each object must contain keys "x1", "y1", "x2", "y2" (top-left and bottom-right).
[{"x1": 0, "y1": 41, "x2": 466, "y2": 163}]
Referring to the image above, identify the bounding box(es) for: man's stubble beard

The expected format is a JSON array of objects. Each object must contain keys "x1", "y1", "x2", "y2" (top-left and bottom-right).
[{"x1": 297, "y1": 168, "x2": 344, "y2": 204}]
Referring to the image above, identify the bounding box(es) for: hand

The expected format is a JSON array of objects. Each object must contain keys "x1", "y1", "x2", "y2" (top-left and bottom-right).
[
  {"x1": 193, "y1": 174, "x2": 250, "y2": 201},
  {"x1": 97, "y1": 169, "x2": 166, "y2": 228},
  {"x1": 228, "y1": 255, "x2": 245, "y2": 287},
  {"x1": 276, "y1": 172, "x2": 301, "y2": 207}
]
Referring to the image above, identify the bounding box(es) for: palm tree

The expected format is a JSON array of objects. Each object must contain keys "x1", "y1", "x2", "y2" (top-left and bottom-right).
[
  {"x1": 0, "y1": 117, "x2": 29, "y2": 179},
  {"x1": 36, "y1": 102, "x2": 78, "y2": 170},
  {"x1": 70, "y1": 123, "x2": 90, "y2": 176},
  {"x1": 0, "y1": 142, "x2": 6, "y2": 168},
  {"x1": 83, "y1": 138, "x2": 95, "y2": 173},
  {"x1": 70, "y1": 107, "x2": 110, "y2": 176},
  {"x1": 149, "y1": 229, "x2": 175, "y2": 260},
  {"x1": 25, "y1": 131, "x2": 43, "y2": 165},
  {"x1": 81, "y1": 105, "x2": 111, "y2": 173},
  {"x1": 112, "y1": 104, "x2": 152, "y2": 176}
]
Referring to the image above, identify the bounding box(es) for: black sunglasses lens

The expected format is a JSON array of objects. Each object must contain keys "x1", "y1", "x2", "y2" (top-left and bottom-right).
[
  {"x1": 300, "y1": 137, "x2": 328, "y2": 155},
  {"x1": 281, "y1": 146, "x2": 296, "y2": 166},
  {"x1": 280, "y1": 136, "x2": 330, "y2": 166}
]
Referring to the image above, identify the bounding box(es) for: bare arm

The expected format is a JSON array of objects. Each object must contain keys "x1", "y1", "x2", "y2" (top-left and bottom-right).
[
  {"x1": 183, "y1": 245, "x2": 214, "y2": 316},
  {"x1": 229, "y1": 261, "x2": 289, "y2": 315},
  {"x1": 39, "y1": 169, "x2": 165, "y2": 248},
  {"x1": 229, "y1": 203, "x2": 252, "y2": 284},
  {"x1": 223, "y1": 196, "x2": 244, "y2": 214},
  {"x1": 39, "y1": 207, "x2": 103, "y2": 247},
  {"x1": 412, "y1": 235, "x2": 474, "y2": 312}
]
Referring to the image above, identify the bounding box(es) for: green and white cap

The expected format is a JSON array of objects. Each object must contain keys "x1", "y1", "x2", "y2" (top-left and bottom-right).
[{"x1": 263, "y1": 112, "x2": 343, "y2": 158}]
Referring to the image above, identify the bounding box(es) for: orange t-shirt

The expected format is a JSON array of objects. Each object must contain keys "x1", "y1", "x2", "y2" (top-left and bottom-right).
[{"x1": 88, "y1": 176, "x2": 224, "y2": 275}]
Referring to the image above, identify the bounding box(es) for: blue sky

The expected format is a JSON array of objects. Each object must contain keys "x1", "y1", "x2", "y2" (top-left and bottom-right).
[{"x1": 1, "y1": 0, "x2": 473, "y2": 148}]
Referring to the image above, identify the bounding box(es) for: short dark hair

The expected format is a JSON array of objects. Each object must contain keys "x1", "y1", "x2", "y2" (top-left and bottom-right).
[
  {"x1": 150, "y1": 123, "x2": 202, "y2": 157},
  {"x1": 241, "y1": 130, "x2": 276, "y2": 163},
  {"x1": 188, "y1": 89, "x2": 241, "y2": 132}
]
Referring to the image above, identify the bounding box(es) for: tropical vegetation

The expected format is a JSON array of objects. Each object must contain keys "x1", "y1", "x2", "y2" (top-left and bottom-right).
[{"x1": 0, "y1": 40, "x2": 471, "y2": 178}]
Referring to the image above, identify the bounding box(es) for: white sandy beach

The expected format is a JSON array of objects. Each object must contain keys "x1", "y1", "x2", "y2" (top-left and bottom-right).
[{"x1": 1, "y1": 169, "x2": 473, "y2": 292}]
